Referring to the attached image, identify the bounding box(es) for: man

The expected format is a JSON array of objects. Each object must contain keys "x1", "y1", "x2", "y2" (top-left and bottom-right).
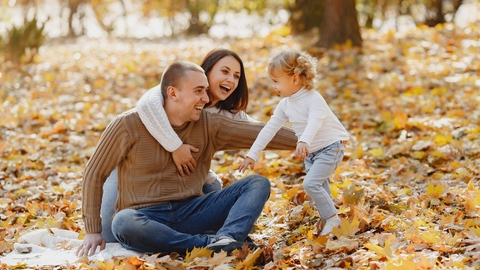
[{"x1": 76, "y1": 61, "x2": 296, "y2": 257}]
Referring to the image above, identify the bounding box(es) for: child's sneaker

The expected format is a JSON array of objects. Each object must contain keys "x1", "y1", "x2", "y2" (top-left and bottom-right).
[{"x1": 321, "y1": 215, "x2": 341, "y2": 235}]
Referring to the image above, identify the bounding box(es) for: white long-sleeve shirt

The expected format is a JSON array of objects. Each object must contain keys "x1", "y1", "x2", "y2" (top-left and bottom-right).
[
  {"x1": 246, "y1": 87, "x2": 350, "y2": 161},
  {"x1": 136, "y1": 85, "x2": 255, "y2": 152}
]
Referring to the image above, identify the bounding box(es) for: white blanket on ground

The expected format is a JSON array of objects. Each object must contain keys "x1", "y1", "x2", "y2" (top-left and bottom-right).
[{"x1": 0, "y1": 228, "x2": 142, "y2": 267}]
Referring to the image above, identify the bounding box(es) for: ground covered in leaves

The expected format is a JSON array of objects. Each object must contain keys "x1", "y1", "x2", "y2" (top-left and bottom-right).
[{"x1": 1, "y1": 22, "x2": 480, "y2": 269}]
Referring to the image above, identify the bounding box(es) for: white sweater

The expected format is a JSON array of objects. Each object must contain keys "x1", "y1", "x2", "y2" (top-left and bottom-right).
[
  {"x1": 246, "y1": 87, "x2": 349, "y2": 161},
  {"x1": 136, "y1": 85, "x2": 255, "y2": 152}
]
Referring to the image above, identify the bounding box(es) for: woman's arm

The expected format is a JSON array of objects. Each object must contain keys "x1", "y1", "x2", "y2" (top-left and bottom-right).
[
  {"x1": 136, "y1": 86, "x2": 183, "y2": 152},
  {"x1": 137, "y1": 86, "x2": 197, "y2": 175}
]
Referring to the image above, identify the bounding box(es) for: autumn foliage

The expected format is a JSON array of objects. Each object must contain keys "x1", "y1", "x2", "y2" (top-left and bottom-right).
[{"x1": 1, "y1": 22, "x2": 480, "y2": 269}]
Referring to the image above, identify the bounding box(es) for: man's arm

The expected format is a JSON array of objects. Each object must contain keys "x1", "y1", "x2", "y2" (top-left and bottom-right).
[
  {"x1": 210, "y1": 114, "x2": 297, "y2": 152},
  {"x1": 76, "y1": 233, "x2": 105, "y2": 257},
  {"x1": 78, "y1": 114, "x2": 133, "y2": 256},
  {"x1": 82, "y1": 115, "x2": 132, "y2": 234}
]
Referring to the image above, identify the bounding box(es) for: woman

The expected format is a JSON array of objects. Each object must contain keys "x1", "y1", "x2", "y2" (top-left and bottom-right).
[{"x1": 101, "y1": 49, "x2": 256, "y2": 242}]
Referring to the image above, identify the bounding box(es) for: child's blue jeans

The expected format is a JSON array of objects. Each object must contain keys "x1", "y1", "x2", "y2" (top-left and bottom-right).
[{"x1": 303, "y1": 140, "x2": 344, "y2": 221}]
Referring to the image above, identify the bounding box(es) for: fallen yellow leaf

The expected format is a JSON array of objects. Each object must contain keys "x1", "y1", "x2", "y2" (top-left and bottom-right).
[{"x1": 332, "y1": 218, "x2": 360, "y2": 238}]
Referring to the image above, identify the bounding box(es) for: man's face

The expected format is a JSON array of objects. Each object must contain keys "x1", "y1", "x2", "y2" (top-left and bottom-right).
[{"x1": 175, "y1": 70, "x2": 209, "y2": 123}]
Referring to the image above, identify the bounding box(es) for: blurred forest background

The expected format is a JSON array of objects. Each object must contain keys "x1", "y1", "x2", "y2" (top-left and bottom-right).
[
  {"x1": 1, "y1": 0, "x2": 480, "y2": 269},
  {"x1": 0, "y1": 0, "x2": 478, "y2": 63}
]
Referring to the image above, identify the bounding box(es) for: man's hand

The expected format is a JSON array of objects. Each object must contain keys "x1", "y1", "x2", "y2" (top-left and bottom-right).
[
  {"x1": 173, "y1": 144, "x2": 199, "y2": 176},
  {"x1": 238, "y1": 157, "x2": 255, "y2": 173},
  {"x1": 75, "y1": 233, "x2": 106, "y2": 257},
  {"x1": 295, "y1": 142, "x2": 309, "y2": 160}
]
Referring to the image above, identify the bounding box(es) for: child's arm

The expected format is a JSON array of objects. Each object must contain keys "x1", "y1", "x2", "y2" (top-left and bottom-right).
[
  {"x1": 298, "y1": 94, "x2": 328, "y2": 147},
  {"x1": 246, "y1": 102, "x2": 289, "y2": 161},
  {"x1": 295, "y1": 142, "x2": 309, "y2": 160},
  {"x1": 136, "y1": 86, "x2": 197, "y2": 176},
  {"x1": 239, "y1": 102, "x2": 289, "y2": 171},
  {"x1": 238, "y1": 157, "x2": 255, "y2": 173}
]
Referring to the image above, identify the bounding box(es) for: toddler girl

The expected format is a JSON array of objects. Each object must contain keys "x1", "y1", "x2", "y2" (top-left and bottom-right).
[{"x1": 238, "y1": 48, "x2": 349, "y2": 235}]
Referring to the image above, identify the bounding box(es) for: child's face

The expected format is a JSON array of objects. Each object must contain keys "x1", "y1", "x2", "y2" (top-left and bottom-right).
[{"x1": 270, "y1": 72, "x2": 302, "y2": 98}]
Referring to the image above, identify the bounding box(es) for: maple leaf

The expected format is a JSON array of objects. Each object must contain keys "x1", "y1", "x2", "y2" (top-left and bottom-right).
[
  {"x1": 411, "y1": 151, "x2": 426, "y2": 160},
  {"x1": 100, "y1": 259, "x2": 116, "y2": 270},
  {"x1": 126, "y1": 256, "x2": 144, "y2": 266},
  {"x1": 465, "y1": 227, "x2": 480, "y2": 239},
  {"x1": 385, "y1": 257, "x2": 418, "y2": 270},
  {"x1": 332, "y1": 218, "x2": 360, "y2": 238},
  {"x1": 452, "y1": 167, "x2": 472, "y2": 179},
  {"x1": 426, "y1": 182, "x2": 444, "y2": 198},
  {"x1": 150, "y1": 254, "x2": 183, "y2": 268},
  {"x1": 283, "y1": 185, "x2": 301, "y2": 200},
  {"x1": 208, "y1": 251, "x2": 235, "y2": 265},
  {"x1": 54, "y1": 239, "x2": 74, "y2": 250},
  {"x1": 185, "y1": 247, "x2": 213, "y2": 262},
  {"x1": 5, "y1": 262, "x2": 30, "y2": 269},
  {"x1": 325, "y1": 237, "x2": 358, "y2": 251},
  {"x1": 342, "y1": 185, "x2": 364, "y2": 205},
  {"x1": 368, "y1": 147, "x2": 384, "y2": 159},
  {"x1": 350, "y1": 145, "x2": 365, "y2": 159},
  {"x1": 235, "y1": 248, "x2": 262, "y2": 269},
  {"x1": 364, "y1": 238, "x2": 394, "y2": 258},
  {"x1": 117, "y1": 260, "x2": 139, "y2": 270},
  {"x1": 433, "y1": 134, "x2": 452, "y2": 146},
  {"x1": 420, "y1": 230, "x2": 442, "y2": 244}
]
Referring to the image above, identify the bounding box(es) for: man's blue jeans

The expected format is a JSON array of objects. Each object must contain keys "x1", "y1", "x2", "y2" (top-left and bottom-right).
[
  {"x1": 101, "y1": 168, "x2": 221, "y2": 243},
  {"x1": 104, "y1": 174, "x2": 271, "y2": 254}
]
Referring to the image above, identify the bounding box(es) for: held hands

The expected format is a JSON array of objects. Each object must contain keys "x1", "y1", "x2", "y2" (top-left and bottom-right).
[
  {"x1": 75, "y1": 233, "x2": 105, "y2": 257},
  {"x1": 238, "y1": 157, "x2": 255, "y2": 173},
  {"x1": 295, "y1": 142, "x2": 309, "y2": 160},
  {"x1": 173, "y1": 144, "x2": 199, "y2": 176}
]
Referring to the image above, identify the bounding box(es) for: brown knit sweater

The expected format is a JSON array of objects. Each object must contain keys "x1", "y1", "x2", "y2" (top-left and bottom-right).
[{"x1": 82, "y1": 109, "x2": 297, "y2": 234}]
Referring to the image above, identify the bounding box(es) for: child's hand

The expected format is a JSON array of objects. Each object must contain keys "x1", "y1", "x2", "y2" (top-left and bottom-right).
[
  {"x1": 238, "y1": 157, "x2": 255, "y2": 173},
  {"x1": 173, "y1": 144, "x2": 199, "y2": 176},
  {"x1": 295, "y1": 142, "x2": 309, "y2": 160}
]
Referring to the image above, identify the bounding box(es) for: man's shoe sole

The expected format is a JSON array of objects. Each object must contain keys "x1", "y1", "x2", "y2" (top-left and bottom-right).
[{"x1": 209, "y1": 241, "x2": 257, "y2": 253}]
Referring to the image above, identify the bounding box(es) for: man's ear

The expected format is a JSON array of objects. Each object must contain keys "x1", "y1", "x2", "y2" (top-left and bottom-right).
[{"x1": 166, "y1": 86, "x2": 179, "y2": 101}]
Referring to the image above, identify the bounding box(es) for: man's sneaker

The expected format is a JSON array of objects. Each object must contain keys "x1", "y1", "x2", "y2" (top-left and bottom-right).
[{"x1": 207, "y1": 236, "x2": 257, "y2": 253}]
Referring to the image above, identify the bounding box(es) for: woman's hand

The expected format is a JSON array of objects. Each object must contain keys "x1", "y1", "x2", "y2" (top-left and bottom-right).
[{"x1": 173, "y1": 144, "x2": 199, "y2": 176}]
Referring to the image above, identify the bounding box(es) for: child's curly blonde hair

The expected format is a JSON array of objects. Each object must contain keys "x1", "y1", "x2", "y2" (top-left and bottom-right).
[{"x1": 267, "y1": 48, "x2": 317, "y2": 90}]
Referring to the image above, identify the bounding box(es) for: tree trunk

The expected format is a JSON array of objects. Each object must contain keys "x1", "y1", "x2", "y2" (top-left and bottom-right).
[
  {"x1": 316, "y1": 0, "x2": 362, "y2": 49},
  {"x1": 186, "y1": 8, "x2": 209, "y2": 35},
  {"x1": 67, "y1": 0, "x2": 83, "y2": 36},
  {"x1": 186, "y1": 0, "x2": 218, "y2": 35},
  {"x1": 288, "y1": 0, "x2": 324, "y2": 34},
  {"x1": 425, "y1": 0, "x2": 445, "y2": 27}
]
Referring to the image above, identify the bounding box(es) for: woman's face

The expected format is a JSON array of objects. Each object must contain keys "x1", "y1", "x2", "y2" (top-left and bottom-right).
[{"x1": 206, "y1": 55, "x2": 241, "y2": 106}]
